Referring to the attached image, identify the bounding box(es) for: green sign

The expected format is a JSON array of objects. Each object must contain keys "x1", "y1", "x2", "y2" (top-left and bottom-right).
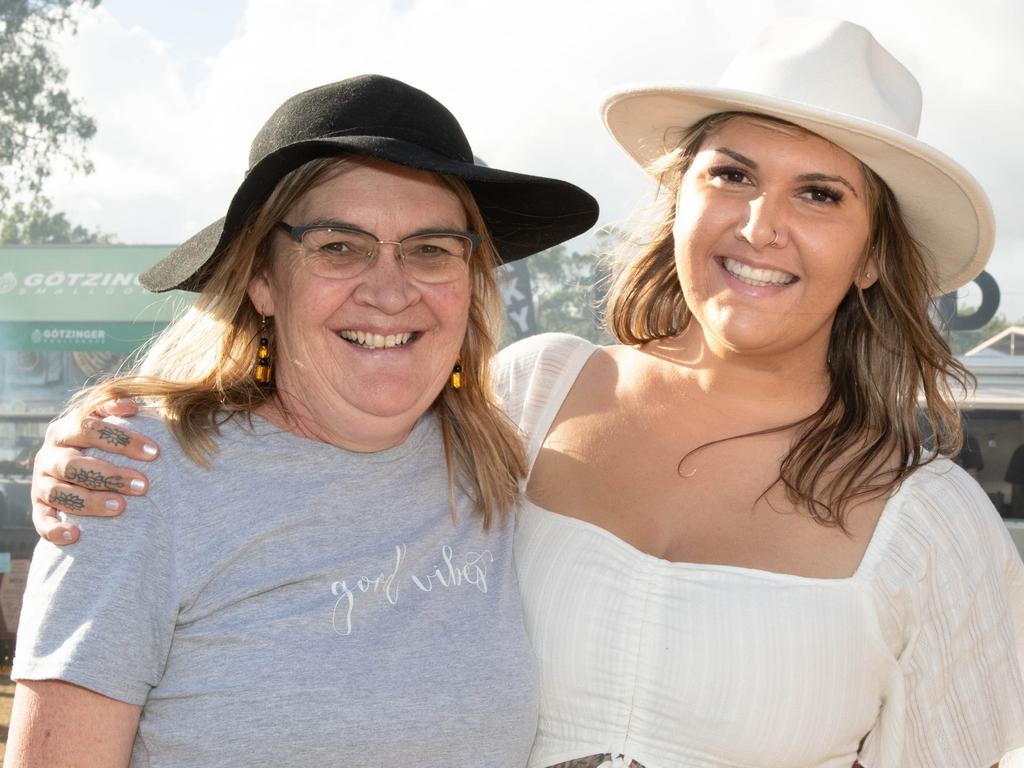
[
  {"x1": 0, "y1": 246, "x2": 194, "y2": 322},
  {"x1": 0, "y1": 246, "x2": 194, "y2": 352},
  {"x1": 0, "y1": 321, "x2": 168, "y2": 352}
]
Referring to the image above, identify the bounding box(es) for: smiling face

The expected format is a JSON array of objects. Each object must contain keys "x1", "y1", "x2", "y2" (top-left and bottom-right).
[
  {"x1": 247, "y1": 159, "x2": 473, "y2": 451},
  {"x1": 673, "y1": 116, "x2": 874, "y2": 363}
]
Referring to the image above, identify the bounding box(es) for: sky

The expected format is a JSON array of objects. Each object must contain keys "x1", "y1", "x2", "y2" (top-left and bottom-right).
[{"x1": 37, "y1": 0, "x2": 1024, "y2": 318}]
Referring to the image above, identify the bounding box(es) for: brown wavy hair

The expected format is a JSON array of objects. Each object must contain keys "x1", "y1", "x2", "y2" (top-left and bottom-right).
[
  {"x1": 604, "y1": 112, "x2": 972, "y2": 528},
  {"x1": 70, "y1": 156, "x2": 525, "y2": 528}
]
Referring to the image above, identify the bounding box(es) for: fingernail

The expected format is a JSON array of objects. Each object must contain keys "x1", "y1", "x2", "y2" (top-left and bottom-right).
[
  {"x1": 105, "y1": 499, "x2": 120, "y2": 511},
  {"x1": 62, "y1": 530, "x2": 73, "y2": 542},
  {"x1": 143, "y1": 443, "x2": 158, "y2": 457},
  {"x1": 130, "y1": 479, "x2": 146, "y2": 492}
]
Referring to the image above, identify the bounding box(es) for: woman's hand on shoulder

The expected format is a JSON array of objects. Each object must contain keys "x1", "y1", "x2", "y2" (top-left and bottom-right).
[{"x1": 32, "y1": 399, "x2": 160, "y2": 545}]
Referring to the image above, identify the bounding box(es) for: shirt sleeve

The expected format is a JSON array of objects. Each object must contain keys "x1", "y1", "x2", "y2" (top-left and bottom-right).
[
  {"x1": 861, "y1": 463, "x2": 1024, "y2": 767},
  {"x1": 11, "y1": 417, "x2": 180, "y2": 705},
  {"x1": 493, "y1": 333, "x2": 598, "y2": 462}
]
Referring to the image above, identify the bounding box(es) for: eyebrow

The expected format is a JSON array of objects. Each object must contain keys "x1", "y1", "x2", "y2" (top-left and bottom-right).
[
  {"x1": 709, "y1": 148, "x2": 860, "y2": 198},
  {"x1": 796, "y1": 172, "x2": 860, "y2": 198},
  {"x1": 712, "y1": 147, "x2": 758, "y2": 168},
  {"x1": 305, "y1": 219, "x2": 470, "y2": 237},
  {"x1": 304, "y1": 218, "x2": 365, "y2": 231}
]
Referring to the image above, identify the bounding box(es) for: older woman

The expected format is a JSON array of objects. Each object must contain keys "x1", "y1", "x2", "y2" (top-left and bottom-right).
[
  {"x1": 25, "y1": 20, "x2": 1024, "y2": 768},
  {"x1": 6, "y1": 75, "x2": 597, "y2": 768}
]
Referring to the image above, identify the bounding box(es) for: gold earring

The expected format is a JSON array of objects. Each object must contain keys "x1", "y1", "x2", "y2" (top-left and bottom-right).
[
  {"x1": 450, "y1": 359, "x2": 463, "y2": 390},
  {"x1": 254, "y1": 316, "x2": 273, "y2": 386}
]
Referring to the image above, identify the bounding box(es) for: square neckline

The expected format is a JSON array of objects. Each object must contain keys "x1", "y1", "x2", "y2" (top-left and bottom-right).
[{"x1": 520, "y1": 340, "x2": 903, "y2": 584}]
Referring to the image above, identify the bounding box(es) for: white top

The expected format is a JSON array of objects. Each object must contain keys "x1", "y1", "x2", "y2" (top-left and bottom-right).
[{"x1": 495, "y1": 333, "x2": 1024, "y2": 768}]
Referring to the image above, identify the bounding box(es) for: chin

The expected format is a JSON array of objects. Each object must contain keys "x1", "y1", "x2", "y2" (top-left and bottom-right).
[
  {"x1": 350, "y1": 384, "x2": 443, "y2": 420},
  {"x1": 703, "y1": 318, "x2": 785, "y2": 355}
]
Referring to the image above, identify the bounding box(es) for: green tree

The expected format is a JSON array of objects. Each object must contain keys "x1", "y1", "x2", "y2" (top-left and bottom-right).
[
  {"x1": 0, "y1": 194, "x2": 110, "y2": 243},
  {"x1": 0, "y1": 0, "x2": 99, "y2": 205},
  {"x1": 527, "y1": 239, "x2": 613, "y2": 345},
  {"x1": 1, "y1": 1, "x2": 111, "y2": 243}
]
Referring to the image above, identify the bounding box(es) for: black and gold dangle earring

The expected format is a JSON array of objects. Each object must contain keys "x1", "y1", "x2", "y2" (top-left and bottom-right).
[
  {"x1": 254, "y1": 316, "x2": 273, "y2": 386},
  {"x1": 450, "y1": 358, "x2": 463, "y2": 390}
]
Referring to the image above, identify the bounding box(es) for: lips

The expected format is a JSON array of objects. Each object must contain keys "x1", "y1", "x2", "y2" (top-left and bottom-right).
[
  {"x1": 338, "y1": 330, "x2": 416, "y2": 349},
  {"x1": 721, "y1": 257, "x2": 797, "y2": 287}
]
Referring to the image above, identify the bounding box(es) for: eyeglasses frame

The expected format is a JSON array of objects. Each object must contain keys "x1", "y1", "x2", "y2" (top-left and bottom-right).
[{"x1": 275, "y1": 221, "x2": 481, "y2": 274}]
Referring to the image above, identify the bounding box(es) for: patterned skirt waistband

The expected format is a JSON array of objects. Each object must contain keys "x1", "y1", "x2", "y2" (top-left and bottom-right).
[{"x1": 545, "y1": 755, "x2": 645, "y2": 768}]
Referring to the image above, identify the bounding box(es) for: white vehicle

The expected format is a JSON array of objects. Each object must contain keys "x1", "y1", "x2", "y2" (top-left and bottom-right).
[{"x1": 956, "y1": 330, "x2": 1024, "y2": 557}]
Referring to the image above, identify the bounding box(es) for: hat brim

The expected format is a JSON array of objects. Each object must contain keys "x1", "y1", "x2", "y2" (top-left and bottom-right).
[
  {"x1": 141, "y1": 136, "x2": 599, "y2": 292},
  {"x1": 603, "y1": 86, "x2": 995, "y2": 296}
]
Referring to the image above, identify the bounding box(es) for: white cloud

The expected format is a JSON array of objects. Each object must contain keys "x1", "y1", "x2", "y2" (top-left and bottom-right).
[{"x1": 42, "y1": 0, "x2": 1024, "y2": 314}]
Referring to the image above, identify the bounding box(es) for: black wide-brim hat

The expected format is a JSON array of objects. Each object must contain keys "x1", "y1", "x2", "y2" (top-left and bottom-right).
[{"x1": 142, "y1": 74, "x2": 600, "y2": 292}]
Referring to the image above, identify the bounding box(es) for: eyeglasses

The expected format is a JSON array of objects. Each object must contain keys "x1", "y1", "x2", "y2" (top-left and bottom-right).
[{"x1": 276, "y1": 222, "x2": 479, "y2": 284}]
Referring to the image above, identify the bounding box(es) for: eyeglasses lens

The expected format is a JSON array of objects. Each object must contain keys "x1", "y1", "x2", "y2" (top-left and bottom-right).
[{"x1": 300, "y1": 228, "x2": 470, "y2": 283}]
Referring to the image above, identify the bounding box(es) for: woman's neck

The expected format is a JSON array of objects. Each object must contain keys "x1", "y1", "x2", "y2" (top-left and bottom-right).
[
  {"x1": 253, "y1": 396, "x2": 420, "y2": 453},
  {"x1": 646, "y1": 322, "x2": 832, "y2": 415}
]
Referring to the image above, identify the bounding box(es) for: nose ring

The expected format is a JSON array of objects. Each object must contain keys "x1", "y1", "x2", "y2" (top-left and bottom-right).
[{"x1": 766, "y1": 230, "x2": 779, "y2": 247}]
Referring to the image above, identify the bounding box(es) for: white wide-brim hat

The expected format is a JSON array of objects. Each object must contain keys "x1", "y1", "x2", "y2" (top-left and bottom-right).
[{"x1": 603, "y1": 18, "x2": 994, "y2": 296}]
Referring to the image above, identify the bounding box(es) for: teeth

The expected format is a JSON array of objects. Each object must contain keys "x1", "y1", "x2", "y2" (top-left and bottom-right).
[
  {"x1": 722, "y1": 257, "x2": 796, "y2": 287},
  {"x1": 339, "y1": 330, "x2": 413, "y2": 349}
]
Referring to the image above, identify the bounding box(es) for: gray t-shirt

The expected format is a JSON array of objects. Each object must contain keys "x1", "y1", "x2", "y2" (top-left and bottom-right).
[{"x1": 14, "y1": 412, "x2": 537, "y2": 767}]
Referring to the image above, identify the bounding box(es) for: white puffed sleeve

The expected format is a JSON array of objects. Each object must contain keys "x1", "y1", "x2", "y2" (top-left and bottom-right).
[
  {"x1": 493, "y1": 333, "x2": 598, "y2": 449},
  {"x1": 860, "y1": 461, "x2": 1024, "y2": 767}
]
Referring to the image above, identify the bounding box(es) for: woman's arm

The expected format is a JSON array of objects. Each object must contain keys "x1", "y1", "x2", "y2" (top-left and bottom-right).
[
  {"x1": 5, "y1": 680, "x2": 142, "y2": 768},
  {"x1": 32, "y1": 401, "x2": 159, "y2": 545}
]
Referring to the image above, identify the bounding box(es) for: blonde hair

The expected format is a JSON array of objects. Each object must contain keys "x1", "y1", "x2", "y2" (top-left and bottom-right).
[
  {"x1": 70, "y1": 156, "x2": 525, "y2": 528},
  {"x1": 605, "y1": 112, "x2": 972, "y2": 527}
]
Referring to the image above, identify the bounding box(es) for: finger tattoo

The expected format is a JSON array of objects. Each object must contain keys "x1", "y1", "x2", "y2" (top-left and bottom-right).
[
  {"x1": 49, "y1": 489, "x2": 86, "y2": 512},
  {"x1": 104, "y1": 474, "x2": 127, "y2": 490},
  {"x1": 96, "y1": 425, "x2": 131, "y2": 448},
  {"x1": 66, "y1": 466, "x2": 126, "y2": 491}
]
